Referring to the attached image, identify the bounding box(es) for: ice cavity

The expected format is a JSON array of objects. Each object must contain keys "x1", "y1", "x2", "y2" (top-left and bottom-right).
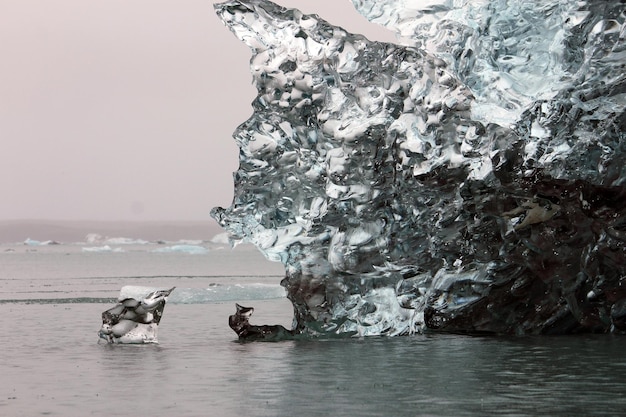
[{"x1": 212, "y1": 0, "x2": 626, "y2": 336}]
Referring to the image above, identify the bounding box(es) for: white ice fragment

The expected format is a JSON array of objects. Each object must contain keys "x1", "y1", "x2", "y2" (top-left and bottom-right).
[
  {"x1": 82, "y1": 245, "x2": 124, "y2": 253},
  {"x1": 152, "y1": 245, "x2": 208, "y2": 255},
  {"x1": 210, "y1": 232, "x2": 231, "y2": 244}
]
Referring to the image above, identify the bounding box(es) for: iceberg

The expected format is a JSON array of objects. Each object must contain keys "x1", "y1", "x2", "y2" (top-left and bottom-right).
[
  {"x1": 98, "y1": 287, "x2": 175, "y2": 344},
  {"x1": 212, "y1": 0, "x2": 626, "y2": 337}
]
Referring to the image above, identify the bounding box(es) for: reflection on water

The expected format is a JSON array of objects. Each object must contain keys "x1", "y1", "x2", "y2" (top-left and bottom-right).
[{"x1": 230, "y1": 334, "x2": 626, "y2": 417}]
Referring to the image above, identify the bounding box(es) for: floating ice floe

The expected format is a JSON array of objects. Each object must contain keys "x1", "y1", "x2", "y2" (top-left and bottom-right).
[
  {"x1": 152, "y1": 245, "x2": 209, "y2": 255},
  {"x1": 104, "y1": 237, "x2": 149, "y2": 245},
  {"x1": 23, "y1": 238, "x2": 60, "y2": 246},
  {"x1": 98, "y1": 287, "x2": 175, "y2": 344},
  {"x1": 85, "y1": 233, "x2": 148, "y2": 245},
  {"x1": 82, "y1": 245, "x2": 124, "y2": 253}
]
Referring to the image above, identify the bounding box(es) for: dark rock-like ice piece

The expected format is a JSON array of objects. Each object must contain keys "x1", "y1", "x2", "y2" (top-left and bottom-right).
[
  {"x1": 212, "y1": 0, "x2": 626, "y2": 336},
  {"x1": 229, "y1": 303, "x2": 294, "y2": 341},
  {"x1": 98, "y1": 287, "x2": 175, "y2": 344}
]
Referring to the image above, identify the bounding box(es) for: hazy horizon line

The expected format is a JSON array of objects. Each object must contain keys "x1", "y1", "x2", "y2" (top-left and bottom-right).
[
  {"x1": 0, "y1": 218, "x2": 219, "y2": 224},
  {"x1": 0, "y1": 218, "x2": 225, "y2": 243}
]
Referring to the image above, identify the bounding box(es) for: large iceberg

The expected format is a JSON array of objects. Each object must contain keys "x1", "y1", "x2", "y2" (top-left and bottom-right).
[{"x1": 211, "y1": 0, "x2": 626, "y2": 337}]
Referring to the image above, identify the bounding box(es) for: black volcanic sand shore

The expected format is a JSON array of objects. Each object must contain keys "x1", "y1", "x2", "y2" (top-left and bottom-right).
[{"x1": 0, "y1": 220, "x2": 223, "y2": 244}]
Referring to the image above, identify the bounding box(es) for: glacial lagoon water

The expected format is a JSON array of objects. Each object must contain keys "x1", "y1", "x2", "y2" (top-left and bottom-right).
[{"x1": 1, "y1": 239, "x2": 625, "y2": 416}]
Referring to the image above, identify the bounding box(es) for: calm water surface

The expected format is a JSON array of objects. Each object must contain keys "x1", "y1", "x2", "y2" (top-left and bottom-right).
[{"x1": 1, "y1": 242, "x2": 625, "y2": 416}]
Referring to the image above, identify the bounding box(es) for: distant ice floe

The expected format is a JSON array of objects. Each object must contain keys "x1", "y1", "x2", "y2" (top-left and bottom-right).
[
  {"x1": 120, "y1": 284, "x2": 286, "y2": 304},
  {"x1": 82, "y1": 241, "x2": 209, "y2": 254},
  {"x1": 105, "y1": 237, "x2": 149, "y2": 245},
  {"x1": 82, "y1": 245, "x2": 125, "y2": 253},
  {"x1": 84, "y1": 233, "x2": 148, "y2": 245},
  {"x1": 152, "y1": 245, "x2": 209, "y2": 255},
  {"x1": 23, "y1": 238, "x2": 60, "y2": 246},
  {"x1": 172, "y1": 239, "x2": 204, "y2": 245}
]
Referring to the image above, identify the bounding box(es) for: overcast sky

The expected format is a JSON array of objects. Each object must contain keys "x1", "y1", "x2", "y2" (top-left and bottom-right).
[{"x1": 0, "y1": 0, "x2": 395, "y2": 222}]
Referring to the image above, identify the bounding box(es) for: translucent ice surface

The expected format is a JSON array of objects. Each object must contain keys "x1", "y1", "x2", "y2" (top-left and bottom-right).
[{"x1": 212, "y1": 0, "x2": 626, "y2": 336}]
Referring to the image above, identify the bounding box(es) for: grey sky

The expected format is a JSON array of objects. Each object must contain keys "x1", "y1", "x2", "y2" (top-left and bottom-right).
[{"x1": 0, "y1": 0, "x2": 394, "y2": 222}]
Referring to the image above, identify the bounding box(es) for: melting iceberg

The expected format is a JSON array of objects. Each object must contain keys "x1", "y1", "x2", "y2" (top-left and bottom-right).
[
  {"x1": 211, "y1": 0, "x2": 626, "y2": 336},
  {"x1": 98, "y1": 287, "x2": 175, "y2": 344}
]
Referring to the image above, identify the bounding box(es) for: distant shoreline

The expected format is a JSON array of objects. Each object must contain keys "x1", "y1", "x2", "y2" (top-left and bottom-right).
[{"x1": 0, "y1": 219, "x2": 224, "y2": 244}]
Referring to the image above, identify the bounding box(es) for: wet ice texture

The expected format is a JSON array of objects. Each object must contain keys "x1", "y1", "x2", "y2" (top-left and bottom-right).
[
  {"x1": 212, "y1": 0, "x2": 626, "y2": 336},
  {"x1": 98, "y1": 287, "x2": 175, "y2": 343}
]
